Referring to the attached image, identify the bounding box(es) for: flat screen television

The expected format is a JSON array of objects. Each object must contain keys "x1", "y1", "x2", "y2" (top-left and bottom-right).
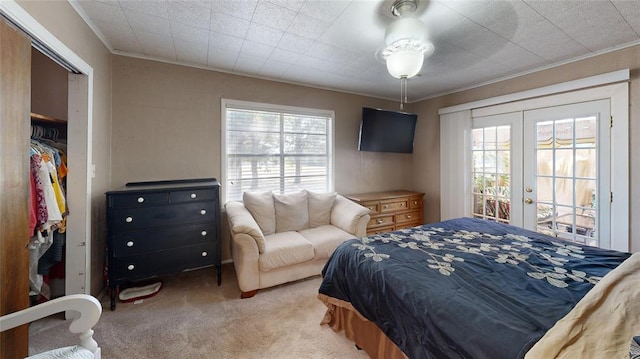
[{"x1": 358, "y1": 107, "x2": 418, "y2": 154}]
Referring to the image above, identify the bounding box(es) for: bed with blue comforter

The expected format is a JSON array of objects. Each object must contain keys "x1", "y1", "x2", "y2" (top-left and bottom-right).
[{"x1": 318, "y1": 217, "x2": 632, "y2": 359}]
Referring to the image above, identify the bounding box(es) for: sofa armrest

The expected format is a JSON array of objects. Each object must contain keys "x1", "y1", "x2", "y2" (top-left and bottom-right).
[
  {"x1": 330, "y1": 195, "x2": 371, "y2": 237},
  {"x1": 229, "y1": 232, "x2": 261, "y2": 293},
  {"x1": 225, "y1": 201, "x2": 266, "y2": 254}
]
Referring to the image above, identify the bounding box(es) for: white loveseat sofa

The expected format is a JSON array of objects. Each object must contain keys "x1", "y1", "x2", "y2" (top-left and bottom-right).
[{"x1": 225, "y1": 190, "x2": 370, "y2": 298}]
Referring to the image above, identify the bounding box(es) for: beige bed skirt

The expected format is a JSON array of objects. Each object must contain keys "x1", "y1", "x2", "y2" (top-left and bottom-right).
[{"x1": 317, "y1": 293, "x2": 408, "y2": 359}]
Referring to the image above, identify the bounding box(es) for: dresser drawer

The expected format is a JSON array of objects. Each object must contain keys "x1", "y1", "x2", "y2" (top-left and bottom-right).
[
  {"x1": 110, "y1": 222, "x2": 217, "y2": 257},
  {"x1": 409, "y1": 196, "x2": 423, "y2": 209},
  {"x1": 109, "y1": 192, "x2": 168, "y2": 208},
  {"x1": 368, "y1": 214, "x2": 394, "y2": 228},
  {"x1": 170, "y1": 188, "x2": 217, "y2": 203},
  {"x1": 361, "y1": 201, "x2": 380, "y2": 214},
  {"x1": 395, "y1": 210, "x2": 422, "y2": 225},
  {"x1": 111, "y1": 243, "x2": 217, "y2": 282},
  {"x1": 380, "y1": 199, "x2": 409, "y2": 213},
  {"x1": 109, "y1": 201, "x2": 218, "y2": 231}
]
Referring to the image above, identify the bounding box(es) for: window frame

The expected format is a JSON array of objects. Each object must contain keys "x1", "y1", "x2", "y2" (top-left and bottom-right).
[{"x1": 221, "y1": 98, "x2": 335, "y2": 203}]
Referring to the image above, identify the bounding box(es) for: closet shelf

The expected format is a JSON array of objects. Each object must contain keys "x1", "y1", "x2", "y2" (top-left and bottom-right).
[{"x1": 30, "y1": 112, "x2": 66, "y2": 125}]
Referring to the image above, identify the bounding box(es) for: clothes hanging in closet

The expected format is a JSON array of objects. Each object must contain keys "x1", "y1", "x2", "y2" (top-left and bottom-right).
[{"x1": 28, "y1": 135, "x2": 68, "y2": 298}]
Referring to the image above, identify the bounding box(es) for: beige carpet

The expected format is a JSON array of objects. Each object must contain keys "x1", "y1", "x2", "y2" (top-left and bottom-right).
[{"x1": 28, "y1": 263, "x2": 368, "y2": 359}]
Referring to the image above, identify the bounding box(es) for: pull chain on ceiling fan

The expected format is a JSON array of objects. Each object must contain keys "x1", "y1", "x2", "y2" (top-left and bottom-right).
[{"x1": 382, "y1": 0, "x2": 434, "y2": 109}]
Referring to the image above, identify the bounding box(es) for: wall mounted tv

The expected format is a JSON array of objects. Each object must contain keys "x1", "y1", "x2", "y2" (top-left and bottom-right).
[{"x1": 358, "y1": 107, "x2": 418, "y2": 154}]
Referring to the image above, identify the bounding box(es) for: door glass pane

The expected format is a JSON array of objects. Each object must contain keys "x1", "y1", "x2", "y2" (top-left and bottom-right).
[
  {"x1": 471, "y1": 126, "x2": 511, "y2": 224},
  {"x1": 576, "y1": 149, "x2": 596, "y2": 178},
  {"x1": 536, "y1": 150, "x2": 553, "y2": 176},
  {"x1": 555, "y1": 178, "x2": 573, "y2": 206},
  {"x1": 472, "y1": 151, "x2": 483, "y2": 172},
  {"x1": 555, "y1": 149, "x2": 573, "y2": 176},
  {"x1": 536, "y1": 121, "x2": 553, "y2": 148},
  {"x1": 555, "y1": 119, "x2": 574, "y2": 148}
]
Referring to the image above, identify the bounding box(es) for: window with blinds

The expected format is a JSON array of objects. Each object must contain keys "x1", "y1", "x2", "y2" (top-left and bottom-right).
[{"x1": 222, "y1": 100, "x2": 334, "y2": 202}]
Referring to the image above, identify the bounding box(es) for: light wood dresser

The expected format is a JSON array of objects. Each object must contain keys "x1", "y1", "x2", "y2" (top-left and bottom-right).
[{"x1": 346, "y1": 190, "x2": 425, "y2": 235}]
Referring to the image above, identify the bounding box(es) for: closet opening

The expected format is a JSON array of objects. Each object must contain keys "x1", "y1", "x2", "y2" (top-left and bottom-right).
[
  {"x1": 12, "y1": 12, "x2": 94, "y2": 302},
  {"x1": 29, "y1": 48, "x2": 70, "y2": 304},
  {"x1": 30, "y1": 48, "x2": 92, "y2": 301}
]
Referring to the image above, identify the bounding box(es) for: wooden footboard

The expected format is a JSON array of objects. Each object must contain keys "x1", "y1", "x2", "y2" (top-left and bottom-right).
[{"x1": 317, "y1": 294, "x2": 407, "y2": 359}]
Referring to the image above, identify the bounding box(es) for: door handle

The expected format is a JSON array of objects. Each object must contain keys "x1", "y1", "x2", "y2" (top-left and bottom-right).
[{"x1": 524, "y1": 198, "x2": 533, "y2": 204}]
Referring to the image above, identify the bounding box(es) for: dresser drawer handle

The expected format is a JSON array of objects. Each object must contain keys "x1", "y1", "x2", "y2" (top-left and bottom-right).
[
  {"x1": 413, "y1": 201, "x2": 418, "y2": 205},
  {"x1": 376, "y1": 219, "x2": 384, "y2": 224},
  {"x1": 201, "y1": 230, "x2": 207, "y2": 236},
  {"x1": 127, "y1": 264, "x2": 135, "y2": 270},
  {"x1": 191, "y1": 193, "x2": 197, "y2": 199},
  {"x1": 201, "y1": 252, "x2": 208, "y2": 257},
  {"x1": 126, "y1": 241, "x2": 134, "y2": 247},
  {"x1": 383, "y1": 205, "x2": 389, "y2": 209},
  {"x1": 401, "y1": 203, "x2": 405, "y2": 207},
  {"x1": 406, "y1": 215, "x2": 412, "y2": 219},
  {"x1": 125, "y1": 217, "x2": 133, "y2": 223},
  {"x1": 200, "y1": 209, "x2": 207, "y2": 215},
  {"x1": 137, "y1": 197, "x2": 144, "y2": 203}
]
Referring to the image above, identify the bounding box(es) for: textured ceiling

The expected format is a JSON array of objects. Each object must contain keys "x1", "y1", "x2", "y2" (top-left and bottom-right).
[{"x1": 71, "y1": 0, "x2": 640, "y2": 102}]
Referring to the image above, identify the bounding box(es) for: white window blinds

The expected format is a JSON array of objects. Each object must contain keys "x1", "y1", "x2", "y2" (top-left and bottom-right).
[{"x1": 223, "y1": 100, "x2": 334, "y2": 202}]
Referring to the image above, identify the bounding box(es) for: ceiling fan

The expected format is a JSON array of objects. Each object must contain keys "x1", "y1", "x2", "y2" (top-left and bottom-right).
[{"x1": 379, "y1": 0, "x2": 434, "y2": 108}]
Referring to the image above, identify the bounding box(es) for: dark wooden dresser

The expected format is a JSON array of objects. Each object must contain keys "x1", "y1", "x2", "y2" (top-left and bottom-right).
[
  {"x1": 106, "y1": 178, "x2": 221, "y2": 310},
  {"x1": 346, "y1": 190, "x2": 424, "y2": 235}
]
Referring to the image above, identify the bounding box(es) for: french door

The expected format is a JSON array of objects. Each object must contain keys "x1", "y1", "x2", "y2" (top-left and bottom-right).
[
  {"x1": 471, "y1": 112, "x2": 522, "y2": 226},
  {"x1": 523, "y1": 100, "x2": 610, "y2": 247},
  {"x1": 472, "y1": 99, "x2": 611, "y2": 248}
]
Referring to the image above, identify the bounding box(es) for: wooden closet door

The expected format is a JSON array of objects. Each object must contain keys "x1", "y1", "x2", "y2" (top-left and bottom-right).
[{"x1": 0, "y1": 16, "x2": 31, "y2": 358}]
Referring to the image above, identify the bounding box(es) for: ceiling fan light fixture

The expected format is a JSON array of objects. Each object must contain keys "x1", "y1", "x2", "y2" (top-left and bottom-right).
[
  {"x1": 386, "y1": 50, "x2": 424, "y2": 79},
  {"x1": 382, "y1": 0, "x2": 432, "y2": 109},
  {"x1": 382, "y1": 15, "x2": 433, "y2": 80}
]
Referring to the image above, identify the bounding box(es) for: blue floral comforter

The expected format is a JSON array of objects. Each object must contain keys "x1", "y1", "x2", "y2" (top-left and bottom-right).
[{"x1": 319, "y1": 217, "x2": 631, "y2": 359}]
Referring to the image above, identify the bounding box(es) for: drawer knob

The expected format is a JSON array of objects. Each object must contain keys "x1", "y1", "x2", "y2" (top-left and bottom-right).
[
  {"x1": 127, "y1": 264, "x2": 135, "y2": 270},
  {"x1": 201, "y1": 230, "x2": 207, "y2": 236},
  {"x1": 401, "y1": 203, "x2": 405, "y2": 207},
  {"x1": 383, "y1": 205, "x2": 389, "y2": 209},
  {"x1": 125, "y1": 217, "x2": 133, "y2": 223},
  {"x1": 406, "y1": 215, "x2": 412, "y2": 219},
  {"x1": 201, "y1": 252, "x2": 208, "y2": 257},
  {"x1": 191, "y1": 193, "x2": 197, "y2": 199},
  {"x1": 376, "y1": 219, "x2": 384, "y2": 224},
  {"x1": 200, "y1": 209, "x2": 207, "y2": 215},
  {"x1": 126, "y1": 241, "x2": 134, "y2": 247},
  {"x1": 413, "y1": 201, "x2": 418, "y2": 205},
  {"x1": 137, "y1": 197, "x2": 144, "y2": 203}
]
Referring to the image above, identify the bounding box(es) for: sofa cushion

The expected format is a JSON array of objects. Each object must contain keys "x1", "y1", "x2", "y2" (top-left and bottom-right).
[
  {"x1": 273, "y1": 191, "x2": 309, "y2": 232},
  {"x1": 298, "y1": 225, "x2": 355, "y2": 260},
  {"x1": 243, "y1": 191, "x2": 276, "y2": 235},
  {"x1": 307, "y1": 190, "x2": 337, "y2": 228},
  {"x1": 259, "y1": 232, "x2": 315, "y2": 271}
]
